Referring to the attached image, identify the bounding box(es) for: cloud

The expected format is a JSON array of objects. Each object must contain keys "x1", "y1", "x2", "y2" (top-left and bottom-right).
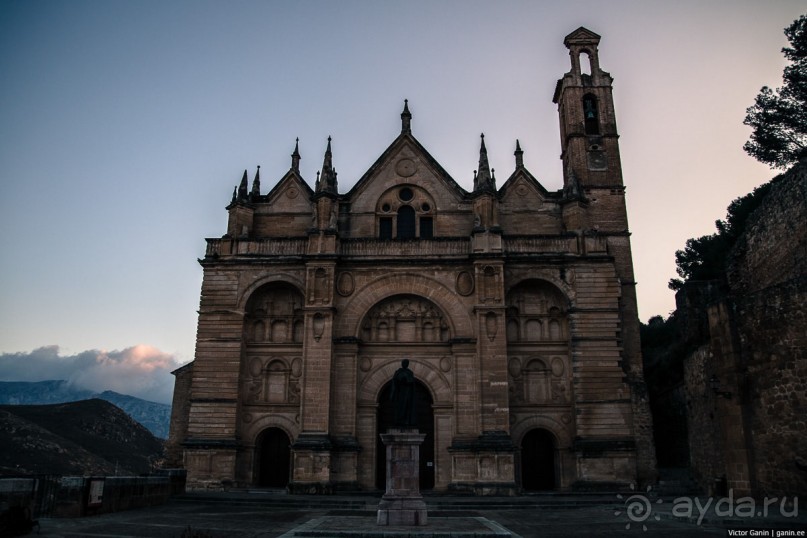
[{"x1": 0, "y1": 345, "x2": 183, "y2": 404}]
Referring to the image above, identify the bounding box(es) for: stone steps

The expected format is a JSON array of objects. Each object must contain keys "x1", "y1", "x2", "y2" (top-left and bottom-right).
[{"x1": 171, "y1": 491, "x2": 622, "y2": 511}]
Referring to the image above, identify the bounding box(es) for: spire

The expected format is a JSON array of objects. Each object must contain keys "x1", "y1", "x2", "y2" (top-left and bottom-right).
[
  {"x1": 291, "y1": 138, "x2": 301, "y2": 172},
  {"x1": 473, "y1": 133, "x2": 495, "y2": 192},
  {"x1": 237, "y1": 169, "x2": 249, "y2": 201},
  {"x1": 401, "y1": 99, "x2": 412, "y2": 134},
  {"x1": 562, "y1": 160, "x2": 585, "y2": 202},
  {"x1": 514, "y1": 139, "x2": 524, "y2": 168},
  {"x1": 250, "y1": 165, "x2": 261, "y2": 198},
  {"x1": 317, "y1": 136, "x2": 338, "y2": 195}
]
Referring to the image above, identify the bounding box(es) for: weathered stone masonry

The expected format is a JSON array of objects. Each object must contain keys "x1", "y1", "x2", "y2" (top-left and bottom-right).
[
  {"x1": 168, "y1": 27, "x2": 657, "y2": 493},
  {"x1": 680, "y1": 162, "x2": 806, "y2": 498}
]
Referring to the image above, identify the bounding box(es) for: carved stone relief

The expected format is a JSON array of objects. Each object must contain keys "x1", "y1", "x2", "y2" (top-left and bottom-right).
[
  {"x1": 505, "y1": 280, "x2": 568, "y2": 342},
  {"x1": 395, "y1": 158, "x2": 417, "y2": 177},
  {"x1": 480, "y1": 265, "x2": 502, "y2": 303},
  {"x1": 243, "y1": 356, "x2": 302, "y2": 406},
  {"x1": 439, "y1": 356, "x2": 452, "y2": 373},
  {"x1": 455, "y1": 271, "x2": 474, "y2": 296},
  {"x1": 309, "y1": 267, "x2": 331, "y2": 305},
  {"x1": 485, "y1": 311, "x2": 498, "y2": 341},
  {"x1": 336, "y1": 272, "x2": 355, "y2": 296},
  {"x1": 507, "y1": 355, "x2": 569, "y2": 405},
  {"x1": 361, "y1": 295, "x2": 449, "y2": 343},
  {"x1": 245, "y1": 284, "x2": 304, "y2": 344}
]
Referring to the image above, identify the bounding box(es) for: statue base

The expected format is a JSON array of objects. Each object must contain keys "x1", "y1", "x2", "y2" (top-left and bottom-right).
[{"x1": 376, "y1": 428, "x2": 428, "y2": 526}]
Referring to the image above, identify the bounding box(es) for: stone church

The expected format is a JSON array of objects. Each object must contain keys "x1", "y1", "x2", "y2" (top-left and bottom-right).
[{"x1": 167, "y1": 27, "x2": 657, "y2": 493}]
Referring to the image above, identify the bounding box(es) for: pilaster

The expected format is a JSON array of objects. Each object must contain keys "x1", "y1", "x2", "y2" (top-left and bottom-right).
[
  {"x1": 446, "y1": 260, "x2": 516, "y2": 494},
  {"x1": 290, "y1": 259, "x2": 337, "y2": 492}
]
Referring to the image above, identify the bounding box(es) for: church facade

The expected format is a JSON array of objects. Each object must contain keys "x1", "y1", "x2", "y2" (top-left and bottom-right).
[{"x1": 168, "y1": 27, "x2": 656, "y2": 493}]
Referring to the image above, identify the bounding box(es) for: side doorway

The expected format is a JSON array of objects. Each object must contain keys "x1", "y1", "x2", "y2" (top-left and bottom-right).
[
  {"x1": 375, "y1": 380, "x2": 435, "y2": 491},
  {"x1": 521, "y1": 428, "x2": 556, "y2": 491},
  {"x1": 255, "y1": 427, "x2": 291, "y2": 488}
]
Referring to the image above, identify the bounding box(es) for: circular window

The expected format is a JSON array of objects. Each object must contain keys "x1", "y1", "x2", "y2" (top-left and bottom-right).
[
  {"x1": 382, "y1": 203, "x2": 391, "y2": 212},
  {"x1": 399, "y1": 187, "x2": 414, "y2": 201},
  {"x1": 421, "y1": 203, "x2": 431, "y2": 212}
]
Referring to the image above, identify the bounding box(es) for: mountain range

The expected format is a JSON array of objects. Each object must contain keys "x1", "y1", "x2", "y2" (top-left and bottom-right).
[
  {"x1": 0, "y1": 380, "x2": 171, "y2": 439},
  {"x1": 0, "y1": 399, "x2": 164, "y2": 476}
]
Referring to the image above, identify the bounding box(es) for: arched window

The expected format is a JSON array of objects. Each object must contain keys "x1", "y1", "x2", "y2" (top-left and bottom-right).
[
  {"x1": 580, "y1": 51, "x2": 592, "y2": 76},
  {"x1": 397, "y1": 205, "x2": 416, "y2": 239},
  {"x1": 376, "y1": 185, "x2": 436, "y2": 239},
  {"x1": 583, "y1": 93, "x2": 599, "y2": 135}
]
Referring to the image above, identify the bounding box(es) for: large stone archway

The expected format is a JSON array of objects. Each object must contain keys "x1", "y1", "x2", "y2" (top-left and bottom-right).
[
  {"x1": 355, "y1": 357, "x2": 455, "y2": 491},
  {"x1": 375, "y1": 379, "x2": 435, "y2": 490},
  {"x1": 335, "y1": 273, "x2": 474, "y2": 339}
]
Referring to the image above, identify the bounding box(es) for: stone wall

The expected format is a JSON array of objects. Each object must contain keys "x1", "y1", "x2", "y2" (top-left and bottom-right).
[
  {"x1": 680, "y1": 162, "x2": 807, "y2": 497},
  {"x1": 165, "y1": 363, "x2": 192, "y2": 467},
  {"x1": 724, "y1": 163, "x2": 806, "y2": 497},
  {"x1": 735, "y1": 279, "x2": 807, "y2": 497},
  {"x1": 682, "y1": 346, "x2": 726, "y2": 493},
  {"x1": 727, "y1": 164, "x2": 807, "y2": 294}
]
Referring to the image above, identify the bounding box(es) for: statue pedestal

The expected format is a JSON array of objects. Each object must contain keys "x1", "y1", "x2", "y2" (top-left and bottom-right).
[{"x1": 376, "y1": 428, "x2": 428, "y2": 526}]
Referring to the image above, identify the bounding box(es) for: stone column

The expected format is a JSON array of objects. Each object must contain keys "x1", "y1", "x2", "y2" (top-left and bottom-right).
[{"x1": 377, "y1": 428, "x2": 428, "y2": 526}]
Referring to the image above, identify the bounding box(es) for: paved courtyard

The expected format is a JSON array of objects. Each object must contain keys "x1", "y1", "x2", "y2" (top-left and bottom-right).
[{"x1": 34, "y1": 493, "x2": 806, "y2": 538}]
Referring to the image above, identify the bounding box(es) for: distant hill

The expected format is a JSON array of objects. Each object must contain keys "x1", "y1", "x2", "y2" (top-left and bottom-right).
[
  {"x1": 0, "y1": 380, "x2": 171, "y2": 439},
  {"x1": 0, "y1": 399, "x2": 164, "y2": 476}
]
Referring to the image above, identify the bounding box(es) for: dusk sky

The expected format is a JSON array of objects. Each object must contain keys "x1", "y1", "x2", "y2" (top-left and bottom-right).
[{"x1": 1, "y1": 1, "x2": 804, "y2": 403}]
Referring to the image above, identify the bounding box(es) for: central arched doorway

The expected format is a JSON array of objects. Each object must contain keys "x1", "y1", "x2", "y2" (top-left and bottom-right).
[
  {"x1": 376, "y1": 379, "x2": 435, "y2": 490},
  {"x1": 255, "y1": 427, "x2": 291, "y2": 487},
  {"x1": 521, "y1": 428, "x2": 556, "y2": 490}
]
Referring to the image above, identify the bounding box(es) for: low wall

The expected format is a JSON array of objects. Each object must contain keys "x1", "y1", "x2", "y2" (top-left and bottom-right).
[{"x1": 0, "y1": 469, "x2": 186, "y2": 520}]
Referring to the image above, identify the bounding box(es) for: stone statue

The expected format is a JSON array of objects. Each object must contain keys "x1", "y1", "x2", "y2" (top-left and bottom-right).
[{"x1": 390, "y1": 359, "x2": 416, "y2": 427}]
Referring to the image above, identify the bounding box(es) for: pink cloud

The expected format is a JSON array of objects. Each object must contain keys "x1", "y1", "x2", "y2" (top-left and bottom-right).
[{"x1": 0, "y1": 345, "x2": 184, "y2": 404}]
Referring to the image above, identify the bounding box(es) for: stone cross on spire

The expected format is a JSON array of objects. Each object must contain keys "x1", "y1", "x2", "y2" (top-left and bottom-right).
[
  {"x1": 316, "y1": 136, "x2": 338, "y2": 195},
  {"x1": 250, "y1": 166, "x2": 261, "y2": 198},
  {"x1": 514, "y1": 139, "x2": 524, "y2": 169},
  {"x1": 291, "y1": 138, "x2": 301, "y2": 172},
  {"x1": 401, "y1": 99, "x2": 412, "y2": 134},
  {"x1": 473, "y1": 134, "x2": 495, "y2": 192}
]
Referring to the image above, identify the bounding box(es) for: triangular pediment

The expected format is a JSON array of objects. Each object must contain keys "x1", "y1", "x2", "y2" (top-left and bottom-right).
[
  {"x1": 499, "y1": 167, "x2": 553, "y2": 203},
  {"x1": 564, "y1": 27, "x2": 601, "y2": 47},
  {"x1": 262, "y1": 169, "x2": 314, "y2": 212},
  {"x1": 345, "y1": 133, "x2": 468, "y2": 211}
]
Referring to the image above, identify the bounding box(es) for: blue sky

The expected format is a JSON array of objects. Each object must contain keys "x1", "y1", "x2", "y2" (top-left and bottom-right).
[{"x1": 0, "y1": 1, "x2": 804, "y2": 403}]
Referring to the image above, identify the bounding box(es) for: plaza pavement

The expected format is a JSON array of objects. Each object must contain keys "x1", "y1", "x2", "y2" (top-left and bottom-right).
[{"x1": 34, "y1": 491, "x2": 806, "y2": 538}]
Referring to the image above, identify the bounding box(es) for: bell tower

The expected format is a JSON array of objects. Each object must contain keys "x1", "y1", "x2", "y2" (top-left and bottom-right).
[
  {"x1": 553, "y1": 27, "x2": 658, "y2": 485},
  {"x1": 553, "y1": 27, "x2": 624, "y2": 197}
]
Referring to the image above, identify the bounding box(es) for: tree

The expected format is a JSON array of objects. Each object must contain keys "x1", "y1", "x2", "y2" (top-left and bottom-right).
[
  {"x1": 668, "y1": 180, "x2": 774, "y2": 290},
  {"x1": 743, "y1": 14, "x2": 807, "y2": 168}
]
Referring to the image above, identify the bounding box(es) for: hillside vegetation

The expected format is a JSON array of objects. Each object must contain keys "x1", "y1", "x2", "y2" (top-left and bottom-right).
[{"x1": 0, "y1": 399, "x2": 163, "y2": 476}]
